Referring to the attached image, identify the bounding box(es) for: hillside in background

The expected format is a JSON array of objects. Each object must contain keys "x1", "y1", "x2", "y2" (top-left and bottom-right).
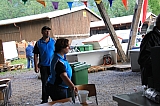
[{"x1": 0, "y1": 0, "x2": 159, "y2": 20}]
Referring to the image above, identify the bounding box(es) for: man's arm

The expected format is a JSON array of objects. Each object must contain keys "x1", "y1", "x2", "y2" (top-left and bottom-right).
[
  {"x1": 34, "y1": 54, "x2": 39, "y2": 73},
  {"x1": 33, "y1": 42, "x2": 40, "y2": 73}
]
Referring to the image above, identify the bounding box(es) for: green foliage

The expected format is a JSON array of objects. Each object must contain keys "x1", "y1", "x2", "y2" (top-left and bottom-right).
[
  {"x1": 107, "y1": 0, "x2": 136, "y2": 17},
  {"x1": 0, "y1": 0, "x2": 159, "y2": 20},
  {"x1": 148, "y1": 0, "x2": 160, "y2": 15},
  {"x1": 87, "y1": 0, "x2": 136, "y2": 18},
  {"x1": 0, "y1": 0, "x2": 70, "y2": 20}
]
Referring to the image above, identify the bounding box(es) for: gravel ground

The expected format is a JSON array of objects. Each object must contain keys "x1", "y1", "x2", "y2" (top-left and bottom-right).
[{"x1": 0, "y1": 69, "x2": 141, "y2": 106}]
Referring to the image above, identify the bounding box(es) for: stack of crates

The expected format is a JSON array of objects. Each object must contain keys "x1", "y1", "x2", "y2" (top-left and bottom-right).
[
  {"x1": 77, "y1": 44, "x2": 93, "y2": 52},
  {"x1": 84, "y1": 44, "x2": 93, "y2": 51},
  {"x1": 16, "y1": 42, "x2": 27, "y2": 59},
  {"x1": 77, "y1": 45, "x2": 85, "y2": 52}
]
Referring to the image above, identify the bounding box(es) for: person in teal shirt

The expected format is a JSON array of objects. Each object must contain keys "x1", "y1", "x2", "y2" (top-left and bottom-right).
[{"x1": 46, "y1": 38, "x2": 77, "y2": 101}]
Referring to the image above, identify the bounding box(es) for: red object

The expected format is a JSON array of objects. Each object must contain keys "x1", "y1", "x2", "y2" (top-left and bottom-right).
[
  {"x1": 122, "y1": 0, "x2": 127, "y2": 9},
  {"x1": 142, "y1": 0, "x2": 148, "y2": 23},
  {"x1": 138, "y1": 0, "x2": 148, "y2": 31},
  {"x1": 83, "y1": 1, "x2": 87, "y2": 7}
]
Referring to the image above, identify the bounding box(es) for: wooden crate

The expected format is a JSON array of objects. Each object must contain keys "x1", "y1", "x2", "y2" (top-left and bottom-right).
[
  {"x1": 18, "y1": 55, "x2": 26, "y2": 59},
  {"x1": 0, "y1": 91, "x2": 3, "y2": 100},
  {"x1": 14, "y1": 64, "x2": 24, "y2": 70},
  {"x1": 113, "y1": 64, "x2": 131, "y2": 71},
  {"x1": 7, "y1": 65, "x2": 15, "y2": 71},
  {"x1": 88, "y1": 65, "x2": 107, "y2": 73},
  {"x1": 0, "y1": 64, "x2": 5, "y2": 72},
  {"x1": 16, "y1": 43, "x2": 26, "y2": 48},
  {"x1": 17, "y1": 42, "x2": 27, "y2": 59},
  {"x1": 7, "y1": 64, "x2": 24, "y2": 71}
]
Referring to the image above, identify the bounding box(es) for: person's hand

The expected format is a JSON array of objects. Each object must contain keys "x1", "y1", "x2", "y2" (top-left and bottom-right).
[
  {"x1": 34, "y1": 66, "x2": 39, "y2": 73},
  {"x1": 73, "y1": 86, "x2": 78, "y2": 96}
]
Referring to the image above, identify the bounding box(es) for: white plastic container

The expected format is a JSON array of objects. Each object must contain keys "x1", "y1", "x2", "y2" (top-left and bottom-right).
[{"x1": 78, "y1": 90, "x2": 89, "y2": 103}]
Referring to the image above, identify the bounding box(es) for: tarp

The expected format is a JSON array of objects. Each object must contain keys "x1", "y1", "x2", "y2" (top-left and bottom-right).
[{"x1": 3, "y1": 41, "x2": 18, "y2": 60}]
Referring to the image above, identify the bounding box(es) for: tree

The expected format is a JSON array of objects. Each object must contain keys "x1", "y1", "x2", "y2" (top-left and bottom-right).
[
  {"x1": 0, "y1": 0, "x2": 70, "y2": 20},
  {"x1": 0, "y1": 0, "x2": 158, "y2": 20},
  {"x1": 89, "y1": 0, "x2": 143, "y2": 18}
]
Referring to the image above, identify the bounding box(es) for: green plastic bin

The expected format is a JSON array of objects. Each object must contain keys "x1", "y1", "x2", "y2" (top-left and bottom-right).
[
  {"x1": 84, "y1": 45, "x2": 93, "y2": 51},
  {"x1": 71, "y1": 64, "x2": 91, "y2": 85},
  {"x1": 77, "y1": 45, "x2": 85, "y2": 52},
  {"x1": 67, "y1": 62, "x2": 90, "y2": 97},
  {"x1": 69, "y1": 62, "x2": 81, "y2": 67}
]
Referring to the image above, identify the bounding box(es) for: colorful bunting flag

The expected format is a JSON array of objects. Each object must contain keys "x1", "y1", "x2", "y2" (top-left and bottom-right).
[
  {"x1": 95, "y1": 0, "x2": 102, "y2": 4},
  {"x1": 82, "y1": 1, "x2": 87, "y2": 7},
  {"x1": 141, "y1": 0, "x2": 148, "y2": 23},
  {"x1": 67, "y1": 2, "x2": 73, "y2": 10},
  {"x1": 52, "y1": 2, "x2": 59, "y2": 10},
  {"x1": 122, "y1": 0, "x2": 127, "y2": 9},
  {"x1": 108, "y1": 0, "x2": 113, "y2": 7},
  {"x1": 22, "y1": 0, "x2": 28, "y2": 4},
  {"x1": 36, "y1": 0, "x2": 46, "y2": 7},
  {"x1": 138, "y1": 0, "x2": 148, "y2": 32},
  {"x1": 8, "y1": 0, "x2": 12, "y2": 3}
]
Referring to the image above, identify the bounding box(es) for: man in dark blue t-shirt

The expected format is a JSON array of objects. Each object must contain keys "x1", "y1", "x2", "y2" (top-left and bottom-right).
[
  {"x1": 25, "y1": 42, "x2": 34, "y2": 69},
  {"x1": 33, "y1": 26, "x2": 55, "y2": 104}
]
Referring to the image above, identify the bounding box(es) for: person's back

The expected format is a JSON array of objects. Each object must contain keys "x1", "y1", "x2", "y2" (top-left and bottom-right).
[
  {"x1": 26, "y1": 44, "x2": 34, "y2": 57},
  {"x1": 138, "y1": 14, "x2": 160, "y2": 86},
  {"x1": 25, "y1": 43, "x2": 34, "y2": 69}
]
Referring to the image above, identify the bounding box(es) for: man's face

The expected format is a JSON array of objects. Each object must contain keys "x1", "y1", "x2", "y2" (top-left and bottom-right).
[{"x1": 42, "y1": 29, "x2": 50, "y2": 38}]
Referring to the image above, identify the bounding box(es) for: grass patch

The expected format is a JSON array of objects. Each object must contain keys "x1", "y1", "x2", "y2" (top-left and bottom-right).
[{"x1": 11, "y1": 58, "x2": 27, "y2": 66}]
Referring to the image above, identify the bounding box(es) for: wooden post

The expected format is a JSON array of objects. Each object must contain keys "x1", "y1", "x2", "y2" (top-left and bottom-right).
[
  {"x1": 126, "y1": 0, "x2": 143, "y2": 58},
  {"x1": 95, "y1": 1, "x2": 128, "y2": 62}
]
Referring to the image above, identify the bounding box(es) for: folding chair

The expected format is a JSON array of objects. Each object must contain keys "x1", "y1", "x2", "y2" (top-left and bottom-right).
[
  {"x1": 0, "y1": 83, "x2": 8, "y2": 105},
  {"x1": 76, "y1": 84, "x2": 98, "y2": 105},
  {"x1": 0, "y1": 78, "x2": 11, "y2": 105}
]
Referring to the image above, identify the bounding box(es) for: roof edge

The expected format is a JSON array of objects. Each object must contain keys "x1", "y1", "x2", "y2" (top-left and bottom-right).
[{"x1": 0, "y1": 6, "x2": 102, "y2": 26}]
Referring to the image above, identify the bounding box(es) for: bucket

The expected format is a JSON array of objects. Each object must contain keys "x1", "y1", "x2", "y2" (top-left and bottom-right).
[{"x1": 78, "y1": 90, "x2": 89, "y2": 103}]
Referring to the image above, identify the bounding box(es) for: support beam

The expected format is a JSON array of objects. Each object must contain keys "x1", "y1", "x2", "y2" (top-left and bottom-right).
[
  {"x1": 95, "y1": 1, "x2": 128, "y2": 62},
  {"x1": 126, "y1": 0, "x2": 143, "y2": 58}
]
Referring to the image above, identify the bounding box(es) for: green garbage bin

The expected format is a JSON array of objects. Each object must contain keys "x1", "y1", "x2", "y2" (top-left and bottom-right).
[
  {"x1": 71, "y1": 63, "x2": 91, "y2": 85},
  {"x1": 84, "y1": 44, "x2": 93, "y2": 51},
  {"x1": 67, "y1": 62, "x2": 90, "y2": 97},
  {"x1": 69, "y1": 62, "x2": 81, "y2": 67}
]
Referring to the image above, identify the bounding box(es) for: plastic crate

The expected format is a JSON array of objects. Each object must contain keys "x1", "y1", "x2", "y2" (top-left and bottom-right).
[
  {"x1": 84, "y1": 45, "x2": 93, "y2": 51},
  {"x1": 77, "y1": 45, "x2": 85, "y2": 52}
]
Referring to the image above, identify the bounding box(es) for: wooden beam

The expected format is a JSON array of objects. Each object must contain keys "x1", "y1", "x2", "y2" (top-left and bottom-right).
[
  {"x1": 126, "y1": 0, "x2": 143, "y2": 57},
  {"x1": 95, "y1": 1, "x2": 128, "y2": 62}
]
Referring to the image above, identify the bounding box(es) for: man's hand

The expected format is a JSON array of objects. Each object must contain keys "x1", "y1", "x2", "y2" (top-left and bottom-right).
[{"x1": 34, "y1": 66, "x2": 39, "y2": 73}]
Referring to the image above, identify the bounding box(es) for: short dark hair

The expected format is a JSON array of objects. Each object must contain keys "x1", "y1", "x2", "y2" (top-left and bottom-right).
[
  {"x1": 41, "y1": 26, "x2": 51, "y2": 31},
  {"x1": 55, "y1": 38, "x2": 69, "y2": 53}
]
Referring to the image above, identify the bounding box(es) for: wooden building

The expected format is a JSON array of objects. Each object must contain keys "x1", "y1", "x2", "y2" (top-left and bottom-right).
[
  {"x1": 0, "y1": 6, "x2": 101, "y2": 42},
  {"x1": 90, "y1": 12, "x2": 157, "y2": 36}
]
